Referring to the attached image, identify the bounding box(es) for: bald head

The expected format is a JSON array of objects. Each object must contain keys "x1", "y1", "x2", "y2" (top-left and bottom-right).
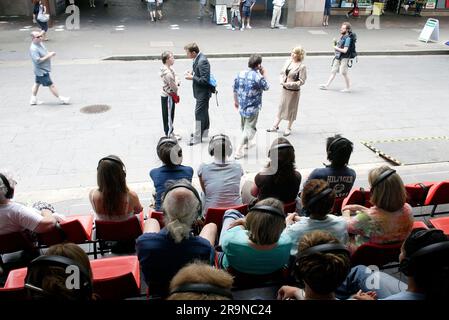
[
  {"x1": 31, "y1": 31, "x2": 43, "y2": 42},
  {"x1": 164, "y1": 187, "x2": 198, "y2": 215}
]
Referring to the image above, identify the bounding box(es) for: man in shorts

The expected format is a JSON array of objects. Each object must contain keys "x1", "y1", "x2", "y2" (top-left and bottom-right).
[
  {"x1": 242, "y1": 0, "x2": 256, "y2": 29},
  {"x1": 29, "y1": 31, "x2": 70, "y2": 105},
  {"x1": 319, "y1": 22, "x2": 353, "y2": 93}
]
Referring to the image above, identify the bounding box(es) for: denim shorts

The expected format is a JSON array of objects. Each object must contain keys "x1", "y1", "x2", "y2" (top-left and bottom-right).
[
  {"x1": 37, "y1": 20, "x2": 48, "y2": 32},
  {"x1": 147, "y1": 2, "x2": 156, "y2": 11},
  {"x1": 242, "y1": 5, "x2": 251, "y2": 18},
  {"x1": 35, "y1": 73, "x2": 53, "y2": 86},
  {"x1": 324, "y1": 7, "x2": 331, "y2": 16}
]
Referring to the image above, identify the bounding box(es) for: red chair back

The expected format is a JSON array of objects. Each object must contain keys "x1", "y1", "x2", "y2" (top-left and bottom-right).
[
  {"x1": 205, "y1": 204, "x2": 248, "y2": 232},
  {"x1": 332, "y1": 197, "x2": 344, "y2": 215},
  {"x1": 227, "y1": 267, "x2": 289, "y2": 290},
  {"x1": 405, "y1": 182, "x2": 434, "y2": 207},
  {"x1": 38, "y1": 215, "x2": 94, "y2": 246},
  {"x1": 283, "y1": 201, "x2": 297, "y2": 214},
  {"x1": 412, "y1": 220, "x2": 428, "y2": 230},
  {"x1": 425, "y1": 181, "x2": 449, "y2": 206},
  {"x1": 95, "y1": 214, "x2": 143, "y2": 242},
  {"x1": 341, "y1": 188, "x2": 372, "y2": 209},
  {"x1": 0, "y1": 232, "x2": 35, "y2": 254},
  {"x1": 149, "y1": 210, "x2": 165, "y2": 228},
  {"x1": 429, "y1": 217, "x2": 449, "y2": 235},
  {"x1": 351, "y1": 242, "x2": 402, "y2": 268}
]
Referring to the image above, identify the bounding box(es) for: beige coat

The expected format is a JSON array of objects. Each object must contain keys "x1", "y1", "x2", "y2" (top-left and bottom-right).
[
  {"x1": 160, "y1": 65, "x2": 179, "y2": 97},
  {"x1": 277, "y1": 59, "x2": 307, "y2": 122}
]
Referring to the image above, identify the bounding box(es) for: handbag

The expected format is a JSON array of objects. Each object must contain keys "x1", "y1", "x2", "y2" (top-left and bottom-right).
[
  {"x1": 168, "y1": 92, "x2": 180, "y2": 104},
  {"x1": 37, "y1": 6, "x2": 50, "y2": 22}
]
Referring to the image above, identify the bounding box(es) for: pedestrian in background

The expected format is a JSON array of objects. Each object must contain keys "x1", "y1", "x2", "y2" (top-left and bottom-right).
[
  {"x1": 160, "y1": 51, "x2": 181, "y2": 139},
  {"x1": 271, "y1": 0, "x2": 285, "y2": 29},
  {"x1": 267, "y1": 46, "x2": 307, "y2": 136},
  {"x1": 156, "y1": 0, "x2": 164, "y2": 20},
  {"x1": 242, "y1": 0, "x2": 256, "y2": 29},
  {"x1": 32, "y1": 0, "x2": 49, "y2": 41},
  {"x1": 230, "y1": 0, "x2": 243, "y2": 31},
  {"x1": 29, "y1": 31, "x2": 70, "y2": 105},
  {"x1": 323, "y1": 0, "x2": 331, "y2": 26}
]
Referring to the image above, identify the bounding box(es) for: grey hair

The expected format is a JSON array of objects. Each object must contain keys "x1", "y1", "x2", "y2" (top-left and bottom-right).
[
  {"x1": 0, "y1": 169, "x2": 16, "y2": 201},
  {"x1": 162, "y1": 180, "x2": 200, "y2": 243}
]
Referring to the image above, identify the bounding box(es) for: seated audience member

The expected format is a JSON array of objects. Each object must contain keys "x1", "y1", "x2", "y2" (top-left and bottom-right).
[
  {"x1": 337, "y1": 228, "x2": 449, "y2": 300},
  {"x1": 90, "y1": 155, "x2": 143, "y2": 221},
  {"x1": 241, "y1": 137, "x2": 301, "y2": 205},
  {"x1": 306, "y1": 134, "x2": 356, "y2": 200},
  {"x1": 150, "y1": 137, "x2": 194, "y2": 211},
  {"x1": 136, "y1": 179, "x2": 217, "y2": 299},
  {"x1": 25, "y1": 243, "x2": 95, "y2": 301},
  {"x1": 198, "y1": 134, "x2": 244, "y2": 215},
  {"x1": 342, "y1": 166, "x2": 413, "y2": 249},
  {"x1": 285, "y1": 179, "x2": 349, "y2": 256},
  {"x1": 277, "y1": 231, "x2": 353, "y2": 300},
  {"x1": 167, "y1": 261, "x2": 234, "y2": 300},
  {"x1": 0, "y1": 170, "x2": 58, "y2": 235},
  {"x1": 218, "y1": 197, "x2": 293, "y2": 275}
]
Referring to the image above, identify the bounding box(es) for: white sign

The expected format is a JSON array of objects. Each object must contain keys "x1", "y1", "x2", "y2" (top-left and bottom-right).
[
  {"x1": 215, "y1": 5, "x2": 228, "y2": 25},
  {"x1": 419, "y1": 18, "x2": 439, "y2": 43}
]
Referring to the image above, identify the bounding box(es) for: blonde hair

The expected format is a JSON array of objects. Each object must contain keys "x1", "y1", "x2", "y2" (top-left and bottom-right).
[
  {"x1": 168, "y1": 262, "x2": 233, "y2": 300},
  {"x1": 368, "y1": 166, "x2": 406, "y2": 212},
  {"x1": 292, "y1": 46, "x2": 306, "y2": 62}
]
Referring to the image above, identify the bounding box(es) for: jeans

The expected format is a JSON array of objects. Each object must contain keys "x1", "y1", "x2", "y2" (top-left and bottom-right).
[
  {"x1": 231, "y1": 8, "x2": 241, "y2": 29},
  {"x1": 335, "y1": 265, "x2": 407, "y2": 300}
]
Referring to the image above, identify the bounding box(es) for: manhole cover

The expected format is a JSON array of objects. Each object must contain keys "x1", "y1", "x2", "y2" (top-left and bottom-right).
[{"x1": 80, "y1": 104, "x2": 111, "y2": 114}]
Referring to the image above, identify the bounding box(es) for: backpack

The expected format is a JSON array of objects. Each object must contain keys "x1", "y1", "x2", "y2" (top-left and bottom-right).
[
  {"x1": 346, "y1": 32, "x2": 358, "y2": 67},
  {"x1": 208, "y1": 74, "x2": 220, "y2": 107}
]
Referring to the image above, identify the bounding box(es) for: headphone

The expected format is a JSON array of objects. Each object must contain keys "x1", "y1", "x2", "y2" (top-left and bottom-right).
[
  {"x1": 170, "y1": 283, "x2": 233, "y2": 299},
  {"x1": 294, "y1": 243, "x2": 350, "y2": 288},
  {"x1": 97, "y1": 156, "x2": 126, "y2": 176},
  {"x1": 248, "y1": 205, "x2": 285, "y2": 218},
  {"x1": 25, "y1": 255, "x2": 93, "y2": 301},
  {"x1": 268, "y1": 143, "x2": 294, "y2": 157},
  {"x1": 327, "y1": 137, "x2": 351, "y2": 161},
  {"x1": 0, "y1": 173, "x2": 14, "y2": 199},
  {"x1": 157, "y1": 137, "x2": 182, "y2": 162},
  {"x1": 371, "y1": 169, "x2": 396, "y2": 189},
  {"x1": 208, "y1": 134, "x2": 232, "y2": 158},
  {"x1": 162, "y1": 181, "x2": 202, "y2": 217},
  {"x1": 399, "y1": 229, "x2": 449, "y2": 277}
]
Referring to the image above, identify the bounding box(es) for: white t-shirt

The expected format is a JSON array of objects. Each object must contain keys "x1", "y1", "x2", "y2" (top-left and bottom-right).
[
  {"x1": 0, "y1": 201, "x2": 43, "y2": 235},
  {"x1": 285, "y1": 214, "x2": 349, "y2": 256}
]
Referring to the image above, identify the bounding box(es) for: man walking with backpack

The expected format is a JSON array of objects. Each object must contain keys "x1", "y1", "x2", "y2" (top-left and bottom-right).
[{"x1": 320, "y1": 22, "x2": 356, "y2": 93}]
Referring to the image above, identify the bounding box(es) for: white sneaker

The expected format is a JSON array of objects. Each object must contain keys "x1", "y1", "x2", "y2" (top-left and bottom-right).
[
  {"x1": 340, "y1": 88, "x2": 351, "y2": 93},
  {"x1": 240, "y1": 27, "x2": 244, "y2": 31},
  {"x1": 59, "y1": 96, "x2": 70, "y2": 104},
  {"x1": 319, "y1": 84, "x2": 328, "y2": 90},
  {"x1": 231, "y1": 27, "x2": 235, "y2": 31},
  {"x1": 30, "y1": 96, "x2": 43, "y2": 105},
  {"x1": 247, "y1": 25, "x2": 252, "y2": 29}
]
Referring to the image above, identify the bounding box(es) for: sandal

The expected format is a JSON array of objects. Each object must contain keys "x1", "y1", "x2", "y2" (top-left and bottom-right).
[{"x1": 266, "y1": 126, "x2": 279, "y2": 132}]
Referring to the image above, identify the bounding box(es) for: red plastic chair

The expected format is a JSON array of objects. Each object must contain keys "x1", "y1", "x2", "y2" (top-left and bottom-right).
[
  {"x1": 91, "y1": 256, "x2": 141, "y2": 300},
  {"x1": 341, "y1": 187, "x2": 372, "y2": 209},
  {"x1": 351, "y1": 242, "x2": 402, "y2": 269},
  {"x1": 424, "y1": 181, "x2": 449, "y2": 216},
  {"x1": 3, "y1": 256, "x2": 141, "y2": 300},
  {"x1": 37, "y1": 215, "x2": 95, "y2": 253},
  {"x1": 0, "y1": 232, "x2": 36, "y2": 270},
  {"x1": 95, "y1": 213, "x2": 144, "y2": 255},
  {"x1": 148, "y1": 210, "x2": 165, "y2": 228},
  {"x1": 283, "y1": 201, "x2": 297, "y2": 214},
  {"x1": 332, "y1": 197, "x2": 344, "y2": 215},
  {"x1": 412, "y1": 220, "x2": 428, "y2": 230},
  {"x1": 205, "y1": 204, "x2": 248, "y2": 233},
  {"x1": 429, "y1": 217, "x2": 449, "y2": 235},
  {"x1": 405, "y1": 182, "x2": 434, "y2": 207},
  {"x1": 0, "y1": 266, "x2": 28, "y2": 300}
]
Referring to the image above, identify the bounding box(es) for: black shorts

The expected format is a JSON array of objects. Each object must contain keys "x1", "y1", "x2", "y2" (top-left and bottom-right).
[{"x1": 35, "y1": 73, "x2": 53, "y2": 86}]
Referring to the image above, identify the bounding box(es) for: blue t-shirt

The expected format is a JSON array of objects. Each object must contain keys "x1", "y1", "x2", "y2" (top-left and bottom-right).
[
  {"x1": 136, "y1": 228, "x2": 215, "y2": 298},
  {"x1": 30, "y1": 42, "x2": 51, "y2": 77},
  {"x1": 243, "y1": 0, "x2": 256, "y2": 7},
  {"x1": 382, "y1": 291, "x2": 425, "y2": 300},
  {"x1": 150, "y1": 165, "x2": 194, "y2": 210},
  {"x1": 306, "y1": 166, "x2": 356, "y2": 199},
  {"x1": 335, "y1": 35, "x2": 351, "y2": 59},
  {"x1": 221, "y1": 226, "x2": 293, "y2": 275}
]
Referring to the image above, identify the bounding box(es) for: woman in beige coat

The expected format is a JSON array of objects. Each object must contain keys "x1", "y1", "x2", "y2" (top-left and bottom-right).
[{"x1": 267, "y1": 46, "x2": 307, "y2": 136}]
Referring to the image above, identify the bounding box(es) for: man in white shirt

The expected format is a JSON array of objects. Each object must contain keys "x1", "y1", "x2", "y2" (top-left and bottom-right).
[
  {"x1": 0, "y1": 171, "x2": 57, "y2": 235},
  {"x1": 271, "y1": 0, "x2": 285, "y2": 29}
]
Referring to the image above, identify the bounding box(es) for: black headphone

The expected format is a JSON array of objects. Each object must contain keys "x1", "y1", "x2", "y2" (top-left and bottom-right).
[
  {"x1": 295, "y1": 243, "x2": 350, "y2": 288},
  {"x1": 248, "y1": 205, "x2": 285, "y2": 217},
  {"x1": 268, "y1": 143, "x2": 294, "y2": 157},
  {"x1": 170, "y1": 283, "x2": 233, "y2": 299},
  {"x1": 97, "y1": 155, "x2": 126, "y2": 176},
  {"x1": 399, "y1": 229, "x2": 449, "y2": 277},
  {"x1": 302, "y1": 187, "x2": 333, "y2": 217},
  {"x1": 157, "y1": 137, "x2": 182, "y2": 161},
  {"x1": 162, "y1": 181, "x2": 202, "y2": 217},
  {"x1": 371, "y1": 169, "x2": 396, "y2": 189},
  {"x1": 25, "y1": 255, "x2": 93, "y2": 301},
  {"x1": 208, "y1": 134, "x2": 232, "y2": 158},
  {"x1": 0, "y1": 173, "x2": 14, "y2": 199},
  {"x1": 327, "y1": 137, "x2": 351, "y2": 161}
]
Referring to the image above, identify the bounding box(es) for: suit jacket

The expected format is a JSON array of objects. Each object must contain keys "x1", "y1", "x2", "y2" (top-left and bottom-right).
[{"x1": 192, "y1": 52, "x2": 212, "y2": 100}]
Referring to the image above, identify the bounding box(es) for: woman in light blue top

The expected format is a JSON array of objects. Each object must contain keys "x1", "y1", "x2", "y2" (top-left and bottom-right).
[
  {"x1": 218, "y1": 197, "x2": 293, "y2": 275},
  {"x1": 285, "y1": 179, "x2": 348, "y2": 256}
]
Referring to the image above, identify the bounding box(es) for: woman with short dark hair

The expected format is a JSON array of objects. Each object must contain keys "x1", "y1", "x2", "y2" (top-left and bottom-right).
[{"x1": 160, "y1": 50, "x2": 180, "y2": 139}]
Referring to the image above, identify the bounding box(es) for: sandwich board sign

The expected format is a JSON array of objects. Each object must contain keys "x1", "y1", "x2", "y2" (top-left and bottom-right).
[
  {"x1": 215, "y1": 5, "x2": 228, "y2": 25},
  {"x1": 419, "y1": 18, "x2": 439, "y2": 43}
]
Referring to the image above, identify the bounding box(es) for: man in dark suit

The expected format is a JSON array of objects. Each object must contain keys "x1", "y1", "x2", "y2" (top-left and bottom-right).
[{"x1": 184, "y1": 43, "x2": 212, "y2": 146}]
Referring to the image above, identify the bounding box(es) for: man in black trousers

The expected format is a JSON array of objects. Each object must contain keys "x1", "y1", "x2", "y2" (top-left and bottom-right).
[{"x1": 184, "y1": 43, "x2": 212, "y2": 146}]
